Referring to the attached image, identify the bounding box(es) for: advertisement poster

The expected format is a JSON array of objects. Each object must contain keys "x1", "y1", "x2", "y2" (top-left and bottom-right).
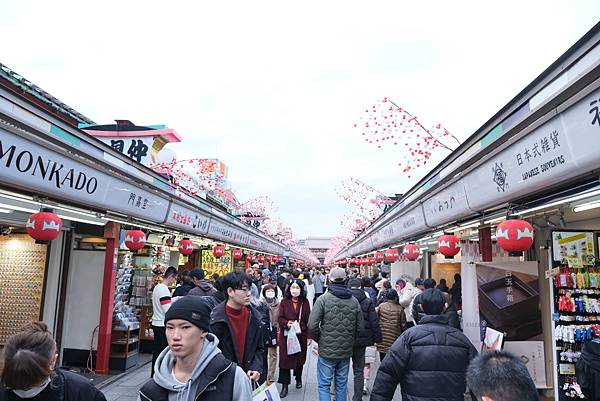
[
  {"x1": 476, "y1": 262, "x2": 542, "y2": 342},
  {"x1": 552, "y1": 231, "x2": 595, "y2": 263},
  {"x1": 503, "y1": 341, "x2": 547, "y2": 388},
  {"x1": 201, "y1": 249, "x2": 232, "y2": 278}
]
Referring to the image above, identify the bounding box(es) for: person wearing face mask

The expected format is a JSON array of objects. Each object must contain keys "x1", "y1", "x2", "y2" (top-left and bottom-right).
[
  {"x1": 277, "y1": 279, "x2": 311, "y2": 398},
  {"x1": 262, "y1": 283, "x2": 282, "y2": 383},
  {"x1": 0, "y1": 321, "x2": 106, "y2": 401}
]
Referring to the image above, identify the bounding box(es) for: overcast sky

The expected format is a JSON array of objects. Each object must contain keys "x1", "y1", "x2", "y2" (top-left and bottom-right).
[{"x1": 2, "y1": 1, "x2": 599, "y2": 239}]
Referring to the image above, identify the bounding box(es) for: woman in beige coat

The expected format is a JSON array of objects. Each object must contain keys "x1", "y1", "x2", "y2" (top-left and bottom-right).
[{"x1": 376, "y1": 288, "x2": 406, "y2": 361}]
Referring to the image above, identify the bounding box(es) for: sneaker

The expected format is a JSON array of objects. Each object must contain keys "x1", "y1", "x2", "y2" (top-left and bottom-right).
[{"x1": 363, "y1": 387, "x2": 368, "y2": 395}]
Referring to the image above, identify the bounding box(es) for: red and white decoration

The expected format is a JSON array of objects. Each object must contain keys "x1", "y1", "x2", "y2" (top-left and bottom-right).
[
  {"x1": 124, "y1": 229, "x2": 146, "y2": 251},
  {"x1": 402, "y1": 243, "x2": 420, "y2": 261},
  {"x1": 246, "y1": 254, "x2": 255, "y2": 263},
  {"x1": 26, "y1": 210, "x2": 62, "y2": 242},
  {"x1": 178, "y1": 238, "x2": 194, "y2": 256},
  {"x1": 496, "y1": 219, "x2": 535, "y2": 253},
  {"x1": 257, "y1": 255, "x2": 265, "y2": 263},
  {"x1": 212, "y1": 245, "x2": 225, "y2": 258},
  {"x1": 374, "y1": 252, "x2": 384, "y2": 263},
  {"x1": 232, "y1": 249, "x2": 244, "y2": 260},
  {"x1": 437, "y1": 234, "x2": 460, "y2": 258},
  {"x1": 384, "y1": 248, "x2": 399, "y2": 262}
]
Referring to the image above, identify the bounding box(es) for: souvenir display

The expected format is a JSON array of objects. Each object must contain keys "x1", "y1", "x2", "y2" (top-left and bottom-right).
[{"x1": 0, "y1": 235, "x2": 47, "y2": 345}]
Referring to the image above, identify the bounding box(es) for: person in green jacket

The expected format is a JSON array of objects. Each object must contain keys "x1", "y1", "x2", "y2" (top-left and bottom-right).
[{"x1": 308, "y1": 267, "x2": 364, "y2": 401}]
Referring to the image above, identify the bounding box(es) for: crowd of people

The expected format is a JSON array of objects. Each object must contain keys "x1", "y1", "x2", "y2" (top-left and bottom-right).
[{"x1": 1, "y1": 262, "x2": 584, "y2": 401}]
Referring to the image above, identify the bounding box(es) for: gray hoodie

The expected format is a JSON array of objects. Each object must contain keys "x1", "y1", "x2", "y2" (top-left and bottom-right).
[{"x1": 140, "y1": 333, "x2": 251, "y2": 401}]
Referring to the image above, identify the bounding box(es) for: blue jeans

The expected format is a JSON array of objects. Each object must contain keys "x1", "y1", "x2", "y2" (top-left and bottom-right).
[{"x1": 317, "y1": 356, "x2": 351, "y2": 401}]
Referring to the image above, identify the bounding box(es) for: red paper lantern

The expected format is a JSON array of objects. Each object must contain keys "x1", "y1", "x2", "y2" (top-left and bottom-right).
[
  {"x1": 124, "y1": 229, "x2": 146, "y2": 251},
  {"x1": 258, "y1": 255, "x2": 265, "y2": 263},
  {"x1": 232, "y1": 249, "x2": 243, "y2": 260},
  {"x1": 374, "y1": 252, "x2": 384, "y2": 263},
  {"x1": 437, "y1": 234, "x2": 460, "y2": 258},
  {"x1": 247, "y1": 254, "x2": 255, "y2": 263},
  {"x1": 384, "y1": 248, "x2": 399, "y2": 262},
  {"x1": 496, "y1": 219, "x2": 535, "y2": 254},
  {"x1": 402, "y1": 243, "x2": 420, "y2": 261},
  {"x1": 368, "y1": 256, "x2": 376, "y2": 265},
  {"x1": 26, "y1": 210, "x2": 62, "y2": 242},
  {"x1": 212, "y1": 245, "x2": 225, "y2": 258},
  {"x1": 178, "y1": 238, "x2": 194, "y2": 256}
]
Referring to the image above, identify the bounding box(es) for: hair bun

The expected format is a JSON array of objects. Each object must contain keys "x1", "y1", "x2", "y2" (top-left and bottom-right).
[{"x1": 22, "y1": 321, "x2": 50, "y2": 334}]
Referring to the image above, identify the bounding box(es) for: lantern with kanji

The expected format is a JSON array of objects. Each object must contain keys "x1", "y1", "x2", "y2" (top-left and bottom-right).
[
  {"x1": 402, "y1": 243, "x2": 420, "y2": 261},
  {"x1": 437, "y1": 234, "x2": 460, "y2": 258},
  {"x1": 26, "y1": 209, "x2": 62, "y2": 242},
  {"x1": 178, "y1": 238, "x2": 194, "y2": 256},
  {"x1": 374, "y1": 252, "x2": 384, "y2": 263},
  {"x1": 124, "y1": 229, "x2": 146, "y2": 251},
  {"x1": 212, "y1": 245, "x2": 225, "y2": 258},
  {"x1": 232, "y1": 249, "x2": 243, "y2": 260},
  {"x1": 384, "y1": 248, "x2": 399, "y2": 262},
  {"x1": 496, "y1": 219, "x2": 535, "y2": 256},
  {"x1": 258, "y1": 255, "x2": 265, "y2": 264},
  {"x1": 247, "y1": 254, "x2": 255, "y2": 263}
]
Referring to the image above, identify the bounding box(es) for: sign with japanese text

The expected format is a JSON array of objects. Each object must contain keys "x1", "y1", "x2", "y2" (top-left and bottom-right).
[
  {"x1": 164, "y1": 202, "x2": 211, "y2": 235},
  {"x1": 201, "y1": 249, "x2": 232, "y2": 278},
  {"x1": 423, "y1": 181, "x2": 471, "y2": 227},
  {"x1": 99, "y1": 136, "x2": 154, "y2": 165}
]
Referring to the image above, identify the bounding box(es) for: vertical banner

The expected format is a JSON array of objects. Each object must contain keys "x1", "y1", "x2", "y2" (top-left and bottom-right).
[{"x1": 201, "y1": 249, "x2": 233, "y2": 278}]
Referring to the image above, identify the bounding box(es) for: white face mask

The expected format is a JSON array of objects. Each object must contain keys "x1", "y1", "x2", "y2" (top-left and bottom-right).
[
  {"x1": 290, "y1": 288, "x2": 301, "y2": 297},
  {"x1": 265, "y1": 290, "x2": 276, "y2": 299},
  {"x1": 13, "y1": 378, "x2": 51, "y2": 398}
]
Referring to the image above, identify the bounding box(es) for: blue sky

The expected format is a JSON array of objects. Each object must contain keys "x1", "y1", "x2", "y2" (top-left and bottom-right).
[{"x1": 2, "y1": 1, "x2": 599, "y2": 238}]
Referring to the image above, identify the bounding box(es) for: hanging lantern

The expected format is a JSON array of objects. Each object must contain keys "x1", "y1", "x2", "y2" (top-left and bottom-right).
[
  {"x1": 212, "y1": 245, "x2": 225, "y2": 258},
  {"x1": 232, "y1": 249, "x2": 243, "y2": 260},
  {"x1": 247, "y1": 254, "x2": 255, "y2": 263},
  {"x1": 258, "y1": 255, "x2": 265, "y2": 263},
  {"x1": 496, "y1": 219, "x2": 535, "y2": 256},
  {"x1": 368, "y1": 256, "x2": 376, "y2": 265},
  {"x1": 384, "y1": 248, "x2": 399, "y2": 262},
  {"x1": 374, "y1": 252, "x2": 384, "y2": 263},
  {"x1": 26, "y1": 209, "x2": 62, "y2": 242},
  {"x1": 402, "y1": 243, "x2": 420, "y2": 261},
  {"x1": 178, "y1": 238, "x2": 194, "y2": 256},
  {"x1": 437, "y1": 234, "x2": 460, "y2": 258},
  {"x1": 124, "y1": 229, "x2": 146, "y2": 251}
]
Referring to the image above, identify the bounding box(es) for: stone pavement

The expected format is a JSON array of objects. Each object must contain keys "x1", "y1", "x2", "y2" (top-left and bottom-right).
[{"x1": 100, "y1": 344, "x2": 402, "y2": 401}]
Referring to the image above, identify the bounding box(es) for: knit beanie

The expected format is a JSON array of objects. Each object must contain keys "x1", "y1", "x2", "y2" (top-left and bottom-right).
[{"x1": 165, "y1": 296, "x2": 211, "y2": 331}]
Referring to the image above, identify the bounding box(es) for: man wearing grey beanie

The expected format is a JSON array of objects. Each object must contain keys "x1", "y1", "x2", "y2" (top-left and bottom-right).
[{"x1": 138, "y1": 296, "x2": 251, "y2": 401}]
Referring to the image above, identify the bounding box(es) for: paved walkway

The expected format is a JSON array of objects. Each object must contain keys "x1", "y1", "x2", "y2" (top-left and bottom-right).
[{"x1": 101, "y1": 344, "x2": 402, "y2": 401}]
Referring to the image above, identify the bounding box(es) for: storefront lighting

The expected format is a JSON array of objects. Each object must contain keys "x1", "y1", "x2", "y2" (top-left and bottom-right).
[
  {"x1": 101, "y1": 216, "x2": 161, "y2": 232},
  {"x1": 419, "y1": 247, "x2": 429, "y2": 251},
  {"x1": 0, "y1": 208, "x2": 11, "y2": 213},
  {"x1": 573, "y1": 201, "x2": 600, "y2": 213},
  {"x1": 454, "y1": 220, "x2": 480, "y2": 230},
  {"x1": 517, "y1": 188, "x2": 600, "y2": 216},
  {"x1": 56, "y1": 214, "x2": 105, "y2": 226},
  {"x1": 484, "y1": 216, "x2": 506, "y2": 224}
]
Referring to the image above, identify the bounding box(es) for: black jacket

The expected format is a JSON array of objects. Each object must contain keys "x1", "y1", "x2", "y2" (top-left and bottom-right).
[
  {"x1": 444, "y1": 303, "x2": 461, "y2": 330},
  {"x1": 577, "y1": 339, "x2": 600, "y2": 400},
  {"x1": 209, "y1": 301, "x2": 265, "y2": 374},
  {"x1": 172, "y1": 282, "x2": 195, "y2": 297},
  {"x1": 139, "y1": 353, "x2": 236, "y2": 401},
  {"x1": 0, "y1": 368, "x2": 106, "y2": 401},
  {"x1": 370, "y1": 314, "x2": 477, "y2": 401},
  {"x1": 350, "y1": 288, "x2": 382, "y2": 347}
]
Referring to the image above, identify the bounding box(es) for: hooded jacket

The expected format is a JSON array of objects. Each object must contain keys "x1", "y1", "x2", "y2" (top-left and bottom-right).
[
  {"x1": 349, "y1": 288, "x2": 382, "y2": 347},
  {"x1": 138, "y1": 333, "x2": 251, "y2": 401},
  {"x1": 209, "y1": 302, "x2": 265, "y2": 374},
  {"x1": 188, "y1": 281, "x2": 217, "y2": 297},
  {"x1": 308, "y1": 283, "x2": 364, "y2": 360},
  {"x1": 371, "y1": 314, "x2": 477, "y2": 401}
]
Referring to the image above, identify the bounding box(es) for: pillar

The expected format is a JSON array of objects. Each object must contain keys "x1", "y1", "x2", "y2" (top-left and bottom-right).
[
  {"x1": 478, "y1": 227, "x2": 493, "y2": 262},
  {"x1": 96, "y1": 222, "x2": 120, "y2": 374}
]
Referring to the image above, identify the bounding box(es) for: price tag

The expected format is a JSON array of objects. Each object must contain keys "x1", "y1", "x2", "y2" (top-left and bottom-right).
[
  {"x1": 545, "y1": 267, "x2": 560, "y2": 279},
  {"x1": 566, "y1": 256, "x2": 583, "y2": 269}
]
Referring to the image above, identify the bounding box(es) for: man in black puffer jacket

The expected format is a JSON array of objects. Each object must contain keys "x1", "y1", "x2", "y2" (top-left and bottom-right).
[
  {"x1": 370, "y1": 288, "x2": 477, "y2": 401},
  {"x1": 349, "y1": 278, "x2": 382, "y2": 401}
]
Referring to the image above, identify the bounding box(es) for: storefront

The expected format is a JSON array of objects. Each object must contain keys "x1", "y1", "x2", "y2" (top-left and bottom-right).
[{"x1": 334, "y1": 24, "x2": 600, "y2": 399}]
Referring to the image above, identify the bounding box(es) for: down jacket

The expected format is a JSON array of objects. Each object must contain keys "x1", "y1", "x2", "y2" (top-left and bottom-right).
[
  {"x1": 376, "y1": 300, "x2": 406, "y2": 354},
  {"x1": 371, "y1": 314, "x2": 478, "y2": 401},
  {"x1": 350, "y1": 288, "x2": 382, "y2": 347},
  {"x1": 308, "y1": 284, "x2": 364, "y2": 360}
]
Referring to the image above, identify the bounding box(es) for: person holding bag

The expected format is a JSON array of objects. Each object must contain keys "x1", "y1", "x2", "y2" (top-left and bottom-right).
[{"x1": 277, "y1": 279, "x2": 311, "y2": 398}]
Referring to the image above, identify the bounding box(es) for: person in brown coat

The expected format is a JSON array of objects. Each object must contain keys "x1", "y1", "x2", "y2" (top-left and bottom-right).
[
  {"x1": 277, "y1": 279, "x2": 311, "y2": 398},
  {"x1": 376, "y1": 288, "x2": 406, "y2": 362}
]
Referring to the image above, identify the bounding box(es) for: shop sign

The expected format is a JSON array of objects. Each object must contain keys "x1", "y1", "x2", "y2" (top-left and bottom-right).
[
  {"x1": 207, "y1": 219, "x2": 250, "y2": 246},
  {"x1": 201, "y1": 249, "x2": 232, "y2": 278},
  {"x1": 165, "y1": 202, "x2": 210, "y2": 234},
  {"x1": 464, "y1": 89, "x2": 600, "y2": 211},
  {"x1": 388, "y1": 206, "x2": 427, "y2": 242},
  {"x1": 99, "y1": 136, "x2": 154, "y2": 165},
  {"x1": 0, "y1": 129, "x2": 171, "y2": 222},
  {"x1": 105, "y1": 179, "x2": 169, "y2": 223},
  {"x1": 423, "y1": 181, "x2": 472, "y2": 227}
]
